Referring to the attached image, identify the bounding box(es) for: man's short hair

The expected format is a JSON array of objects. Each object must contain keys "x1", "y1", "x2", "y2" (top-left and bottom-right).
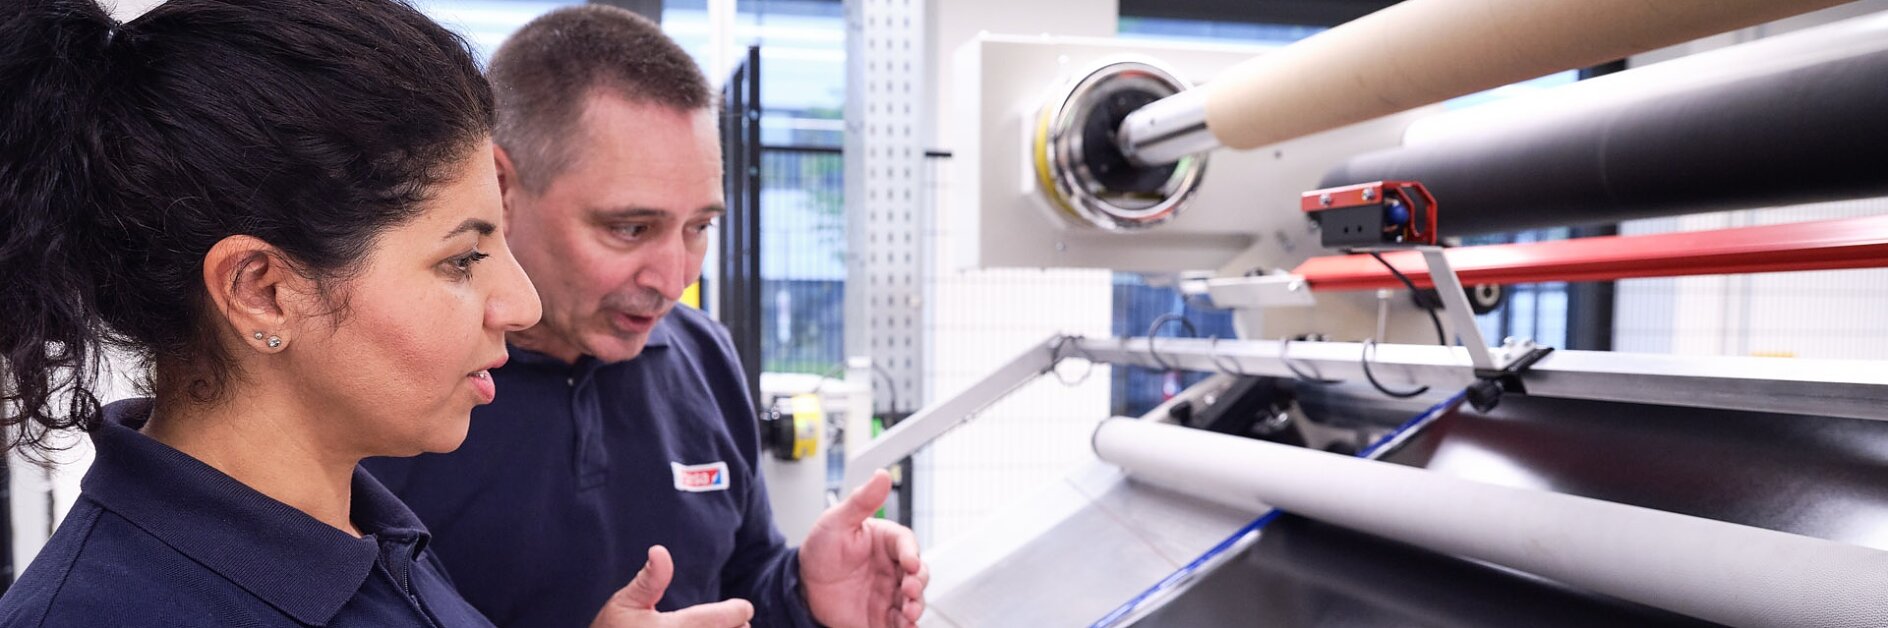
[{"x1": 489, "y1": 6, "x2": 715, "y2": 192}]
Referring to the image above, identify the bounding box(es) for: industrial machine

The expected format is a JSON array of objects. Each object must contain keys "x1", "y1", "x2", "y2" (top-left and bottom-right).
[{"x1": 845, "y1": 1, "x2": 1888, "y2": 625}]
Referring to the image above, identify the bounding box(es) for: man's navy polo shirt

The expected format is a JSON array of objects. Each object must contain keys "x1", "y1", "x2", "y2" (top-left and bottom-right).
[
  {"x1": 0, "y1": 398, "x2": 491, "y2": 627},
  {"x1": 364, "y1": 306, "x2": 817, "y2": 628}
]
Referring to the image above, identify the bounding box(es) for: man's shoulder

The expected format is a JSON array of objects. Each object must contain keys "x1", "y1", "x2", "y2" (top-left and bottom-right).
[
  {"x1": 659, "y1": 304, "x2": 732, "y2": 344},
  {"x1": 654, "y1": 305, "x2": 741, "y2": 366}
]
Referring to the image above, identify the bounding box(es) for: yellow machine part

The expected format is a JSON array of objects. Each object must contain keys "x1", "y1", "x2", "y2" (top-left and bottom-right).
[
  {"x1": 787, "y1": 393, "x2": 824, "y2": 460},
  {"x1": 681, "y1": 281, "x2": 701, "y2": 309}
]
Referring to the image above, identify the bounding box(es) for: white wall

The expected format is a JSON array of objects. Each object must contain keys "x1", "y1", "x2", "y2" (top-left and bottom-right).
[{"x1": 911, "y1": 0, "x2": 1119, "y2": 549}]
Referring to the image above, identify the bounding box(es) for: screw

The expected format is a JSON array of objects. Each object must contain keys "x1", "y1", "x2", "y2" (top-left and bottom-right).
[
  {"x1": 1318, "y1": 193, "x2": 1332, "y2": 207},
  {"x1": 1361, "y1": 187, "x2": 1376, "y2": 201}
]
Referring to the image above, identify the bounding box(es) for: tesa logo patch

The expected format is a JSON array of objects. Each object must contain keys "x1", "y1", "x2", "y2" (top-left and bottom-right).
[{"x1": 671, "y1": 461, "x2": 731, "y2": 492}]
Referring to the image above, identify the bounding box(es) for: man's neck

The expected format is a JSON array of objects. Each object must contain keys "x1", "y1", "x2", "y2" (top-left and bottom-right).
[
  {"x1": 142, "y1": 389, "x2": 361, "y2": 537},
  {"x1": 508, "y1": 325, "x2": 583, "y2": 364}
]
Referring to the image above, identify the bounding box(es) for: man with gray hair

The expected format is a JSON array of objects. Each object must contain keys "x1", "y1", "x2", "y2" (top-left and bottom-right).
[{"x1": 365, "y1": 6, "x2": 926, "y2": 627}]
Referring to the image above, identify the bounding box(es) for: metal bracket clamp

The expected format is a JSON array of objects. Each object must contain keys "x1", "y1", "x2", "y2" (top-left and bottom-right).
[
  {"x1": 1466, "y1": 339, "x2": 1555, "y2": 413},
  {"x1": 1367, "y1": 244, "x2": 1552, "y2": 411},
  {"x1": 1413, "y1": 245, "x2": 1499, "y2": 371}
]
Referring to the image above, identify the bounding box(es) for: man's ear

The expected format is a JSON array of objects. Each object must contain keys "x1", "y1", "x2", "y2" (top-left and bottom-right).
[
  {"x1": 201, "y1": 235, "x2": 304, "y2": 353},
  {"x1": 494, "y1": 144, "x2": 520, "y2": 233}
]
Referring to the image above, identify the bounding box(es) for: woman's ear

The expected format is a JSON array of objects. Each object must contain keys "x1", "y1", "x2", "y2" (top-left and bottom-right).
[{"x1": 201, "y1": 235, "x2": 304, "y2": 353}]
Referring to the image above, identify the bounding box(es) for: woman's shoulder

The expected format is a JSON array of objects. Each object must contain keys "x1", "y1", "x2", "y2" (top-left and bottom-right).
[{"x1": 0, "y1": 498, "x2": 288, "y2": 627}]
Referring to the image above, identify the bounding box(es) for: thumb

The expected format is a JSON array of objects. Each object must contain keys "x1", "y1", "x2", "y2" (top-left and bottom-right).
[
  {"x1": 613, "y1": 545, "x2": 675, "y2": 610},
  {"x1": 667, "y1": 598, "x2": 755, "y2": 627},
  {"x1": 822, "y1": 469, "x2": 892, "y2": 531}
]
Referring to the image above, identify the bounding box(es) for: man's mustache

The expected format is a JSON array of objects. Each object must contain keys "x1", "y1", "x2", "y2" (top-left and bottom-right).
[{"x1": 603, "y1": 288, "x2": 673, "y2": 315}]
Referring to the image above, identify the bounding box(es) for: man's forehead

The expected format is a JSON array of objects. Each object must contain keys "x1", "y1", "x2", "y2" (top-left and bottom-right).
[{"x1": 577, "y1": 90, "x2": 717, "y2": 135}]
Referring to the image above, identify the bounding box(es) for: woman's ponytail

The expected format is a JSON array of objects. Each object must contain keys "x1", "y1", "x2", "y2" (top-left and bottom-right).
[{"x1": 0, "y1": 0, "x2": 126, "y2": 458}]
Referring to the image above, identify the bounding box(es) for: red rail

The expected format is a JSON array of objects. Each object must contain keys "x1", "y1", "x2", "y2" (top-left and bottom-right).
[{"x1": 1294, "y1": 214, "x2": 1888, "y2": 291}]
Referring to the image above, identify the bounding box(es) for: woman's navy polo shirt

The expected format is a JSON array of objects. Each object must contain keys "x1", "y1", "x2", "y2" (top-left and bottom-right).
[{"x1": 0, "y1": 398, "x2": 493, "y2": 628}]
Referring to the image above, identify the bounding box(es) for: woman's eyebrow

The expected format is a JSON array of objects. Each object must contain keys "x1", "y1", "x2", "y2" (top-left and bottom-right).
[{"x1": 443, "y1": 218, "x2": 496, "y2": 239}]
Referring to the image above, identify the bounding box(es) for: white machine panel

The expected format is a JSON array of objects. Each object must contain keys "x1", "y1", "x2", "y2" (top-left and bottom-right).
[{"x1": 952, "y1": 34, "x2": 1427, "y2": 275}]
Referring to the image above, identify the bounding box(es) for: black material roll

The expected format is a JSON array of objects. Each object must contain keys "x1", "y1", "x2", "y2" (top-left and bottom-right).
[{"x1": 1320, "y1": 45, "x2": 1888, "y2": 236}]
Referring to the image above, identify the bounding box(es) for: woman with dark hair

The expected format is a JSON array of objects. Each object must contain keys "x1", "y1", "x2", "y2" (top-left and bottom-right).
[{"x1": 0, "y1": 0, "x2": 634, "y2": 625}]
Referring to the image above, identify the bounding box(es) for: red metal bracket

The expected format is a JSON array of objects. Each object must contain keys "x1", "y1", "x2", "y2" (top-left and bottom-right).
[
  {"x1": 1293, "y1": 214, "x2": 1888, "y2": 291},
  {"x1": 1301, "y1": 180, "x2": 1438, "y2": 247}
]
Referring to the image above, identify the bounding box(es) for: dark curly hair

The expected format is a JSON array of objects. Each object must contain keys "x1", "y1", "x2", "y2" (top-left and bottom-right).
[{"x1": 0, "y1": 0, "x2": 495, "y2": 460}]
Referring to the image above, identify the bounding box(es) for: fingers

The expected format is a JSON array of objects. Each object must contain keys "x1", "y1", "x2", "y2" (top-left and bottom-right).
[
  {"x1": 901, "y1": 562, "x2": 928, "y2": 600},
  {"x1": 821, "y1": 469, "x2": 893, "y2": 531},
  {"x1": 613, "y1": 545, "x2": 674, "y2": 610},
  {"x1": 902, "y1": 595, "x2": 926, "y2": 625},
  {"x1": 867, "y1": 519, "x2": 922, "y2": 576},
  {"x1": 901, "y1": 562, "x2": 928, "y2": 623},
  {"x1": 668, "y1": 598, "x2": 755, "y2": 628},
  {"x1": 893, "y1": 525, "x2": 921, "y2": 575}
]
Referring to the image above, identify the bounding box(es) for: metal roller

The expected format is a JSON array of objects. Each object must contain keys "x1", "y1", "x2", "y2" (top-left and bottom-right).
[
  {"x1": 1032, "y1": 59, "x2": 1206, "y2": 231},
  {"x1": 1032, "y1": 0, "x2": 1849, "y2": 231},
  {"x1": 1092, "y1": 418, "x2": 1888, "y2": 627},
  {"x1": 1321, "y1": 13, "x2": 1888, "y2": 235}
]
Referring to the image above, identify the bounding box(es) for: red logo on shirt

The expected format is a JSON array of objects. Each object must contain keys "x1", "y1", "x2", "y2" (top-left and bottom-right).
[{"x1": 671, "y1": 461, "x2": 731, "y2": 492}]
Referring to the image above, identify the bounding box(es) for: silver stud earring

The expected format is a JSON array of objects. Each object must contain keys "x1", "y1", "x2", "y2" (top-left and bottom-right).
[
  {"x1": 266, "y1": 336, "x2": 282, "y2": 349},
  {"x1": 253, "y1": 332, "x2": 265, "y2": 340}
]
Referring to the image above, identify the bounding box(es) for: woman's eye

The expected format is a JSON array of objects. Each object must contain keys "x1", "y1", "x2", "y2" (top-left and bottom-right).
[{"x1": 445, "y1": 250, "x2": 490, "y2": 277}]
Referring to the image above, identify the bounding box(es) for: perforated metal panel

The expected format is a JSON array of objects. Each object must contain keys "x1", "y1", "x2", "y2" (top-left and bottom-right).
[{"x1": 844, "y1": 0, "x2": 926, "y2": 414}]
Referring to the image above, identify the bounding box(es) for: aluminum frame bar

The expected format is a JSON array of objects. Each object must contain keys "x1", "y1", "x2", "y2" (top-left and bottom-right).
[
  {"x1": 1077, "y1": 337, "x2": 1888, "y2": 423},
  {"x1": 842, "y1": 339, "x2": 1061, "y2": 492},
  {"x1": 841, "y1": 334, "x2": 1888, "y2": 491},
  {"x1": 1417, "y1": 246, "x2": 1494, "y2": 370}
]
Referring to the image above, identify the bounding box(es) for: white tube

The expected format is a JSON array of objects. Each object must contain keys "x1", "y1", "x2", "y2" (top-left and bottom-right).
[
  {"x1": 1093, "y1": 418, "x2": 1888, "y2": 628},
  {"x1": 1189, "y1": 0, "x2": 1849, "y2": 153}
]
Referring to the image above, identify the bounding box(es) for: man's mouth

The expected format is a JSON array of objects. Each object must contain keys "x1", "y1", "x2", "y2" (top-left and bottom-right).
[{"x1": 612, "y1": 310, "x2": 661, "y2": 334}]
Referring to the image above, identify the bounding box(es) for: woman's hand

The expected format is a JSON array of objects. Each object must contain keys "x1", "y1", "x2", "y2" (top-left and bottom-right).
[{"x1": 591, "y1": 545, "x2": 755, "y2": 628}]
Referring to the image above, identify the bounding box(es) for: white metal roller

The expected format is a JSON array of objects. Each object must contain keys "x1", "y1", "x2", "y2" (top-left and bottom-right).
[{"x1": 1093, "y1": 418, "x2": 1888, "y2": 627}]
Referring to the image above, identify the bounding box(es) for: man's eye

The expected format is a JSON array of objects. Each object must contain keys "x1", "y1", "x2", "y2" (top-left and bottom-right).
[
  {"x1": 612, "y1": 224, "x2": 651, "y2": 239},
  {"x1": 690, "y1": 221, "x2": 715, "y2": 235}
]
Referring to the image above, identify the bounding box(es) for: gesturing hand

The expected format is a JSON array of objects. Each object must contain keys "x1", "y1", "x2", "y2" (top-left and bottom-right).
[
  {"x1": 591, "y1": 545, "x2": 756, "y2": 628},
  {"x1": 800, "y1": 470, "x2": 928, "y2": 628}
]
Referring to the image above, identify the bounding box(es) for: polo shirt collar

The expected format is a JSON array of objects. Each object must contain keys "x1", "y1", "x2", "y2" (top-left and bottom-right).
[
  {"x1": 507, "y1": 315, "x2": 679, "y2": 368},
  {"x1": 82, "y1": 398, "x2": 432, "y2": 626}
]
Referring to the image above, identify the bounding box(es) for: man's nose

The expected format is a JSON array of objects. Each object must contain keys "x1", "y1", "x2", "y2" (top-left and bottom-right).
[{"x1": 634, "y1": 229, "x2": 690, "y2": 300}]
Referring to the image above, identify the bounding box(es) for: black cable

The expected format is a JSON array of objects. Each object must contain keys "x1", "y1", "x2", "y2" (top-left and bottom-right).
[
  {"x1": 1367, "y1": 251, "x2": 1448, "y2": 346},
  {"x1": 1145, "y1": 313, "x2": 1199, "y2": 372},
  {"x1": 1354, "y1": 252, "x2": 1445, "y2": 398},
  {"x1": 1360, "y1": 339, "x2": 1431, "y2": 398},
  {"x1": 1280, "y1": 337, "x2": 1343, "y2": 385},
  {"x1": 1146, "y1": 312, "x2": 1199, "y2": 339}
]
